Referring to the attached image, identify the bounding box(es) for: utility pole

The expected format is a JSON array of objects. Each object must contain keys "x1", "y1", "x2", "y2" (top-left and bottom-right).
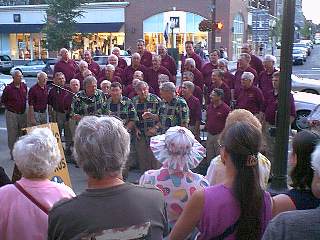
[
  {"x1": 211, "y1": 0, "x2": 216, "y2": 51},
  {"x1": 269, "y1": 0, "x2": 296, "y2": 193}
]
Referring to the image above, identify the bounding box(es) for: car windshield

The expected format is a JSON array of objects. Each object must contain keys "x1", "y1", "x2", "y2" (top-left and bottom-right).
[
  {"x1": 0, "y1": 55, "x2": 11, "y2": 61},
  {"x1": 294, "y1": 43, "x2": 306, "y2": 48},
  {"x1": 293, "y1": 49, "x2": 302, "y2": 54}
]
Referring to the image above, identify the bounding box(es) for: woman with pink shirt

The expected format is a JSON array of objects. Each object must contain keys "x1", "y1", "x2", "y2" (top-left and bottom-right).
[{"x1": 0, "y1": 128, "x2": 75, "y2": 240}]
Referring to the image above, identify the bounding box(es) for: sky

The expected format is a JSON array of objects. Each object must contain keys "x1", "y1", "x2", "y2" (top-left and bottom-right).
[{"x1": 302, "y1": 0, "x2": 320, "y2": 24}]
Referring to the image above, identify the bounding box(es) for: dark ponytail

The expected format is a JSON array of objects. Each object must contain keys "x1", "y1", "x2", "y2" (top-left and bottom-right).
[{"x1": 221, "y1": 122, "x2": 264, "y2": 240}]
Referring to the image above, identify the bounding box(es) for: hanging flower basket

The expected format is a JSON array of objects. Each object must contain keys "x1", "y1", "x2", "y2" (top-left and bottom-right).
[{"x1": 199, "y1": 19, "x2": 213, "y2": 32}]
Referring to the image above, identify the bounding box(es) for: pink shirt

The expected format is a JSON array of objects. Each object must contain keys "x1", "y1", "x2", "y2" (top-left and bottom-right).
[{"x1": 0, "y1": 177, "x2": 75, "y2": 240}]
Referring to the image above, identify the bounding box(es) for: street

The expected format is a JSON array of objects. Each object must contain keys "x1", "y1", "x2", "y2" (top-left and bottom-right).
[{"x1": 1, "y1": 45, "x2": 320, "y2": 194}]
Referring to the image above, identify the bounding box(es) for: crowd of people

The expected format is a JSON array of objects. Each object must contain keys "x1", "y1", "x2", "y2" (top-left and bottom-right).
[{"x1": 0, "y1": 39, "x2": 320, "y2": 239}]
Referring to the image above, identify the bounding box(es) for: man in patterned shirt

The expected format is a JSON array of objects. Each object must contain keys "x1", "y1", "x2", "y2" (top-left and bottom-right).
[
  {"x1": 145, "y1": 82, "x2": 189, "y2": 134},
  {"x1": 132, "y1": 81, "x2": 161, "y2": 172},
  {"x1": 70, "y1": 76, "x2": 105, "y2": 122}
]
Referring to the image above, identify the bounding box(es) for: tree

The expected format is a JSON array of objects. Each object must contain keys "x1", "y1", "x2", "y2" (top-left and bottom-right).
[{"x1": 42, "y1": 0, "x2": 89, "y2": 51}]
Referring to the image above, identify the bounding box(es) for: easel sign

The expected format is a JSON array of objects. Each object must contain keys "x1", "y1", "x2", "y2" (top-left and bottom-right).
[{"x1": 21, "y1": 123, "x2": 72, "y2": 188}]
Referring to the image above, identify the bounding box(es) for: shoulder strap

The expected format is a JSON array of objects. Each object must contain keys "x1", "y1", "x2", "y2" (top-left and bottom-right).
[
  {"x1": 14, "y1": 182, "x2": 49, "y2": 215},
  {"x1": 210, "y1": 219, "x2": 239, "y2": 240}
]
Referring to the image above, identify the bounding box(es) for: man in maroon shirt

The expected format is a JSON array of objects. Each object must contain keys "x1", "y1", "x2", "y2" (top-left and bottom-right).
[
  {"x1": 122, "y1": 53, "x2": 147, "y2": 87},
  {"x1": 158, "y1": 44, "x2": 177, "y2": 83},
  {"x1": 184, "y1": 58, "x2": 204, "y2": 89},
  {"x1": 137, "y1": 39, "x2": 153, "y2": 68},
  {"x1": 84, "y1": 50, "x2": 100, "y2": 77},
  {"x1": 145, "y1": 54, "x2": 172, "y2": 95},
  {"x1": 263, "y1": 71, "x2": 296, "y2": 169},
  {"x1": 28, "y1": 71, "x2": 48, "y2": 126},
  {"x1": 241, "y1": 43, "x2": 264, "y2": 75},
  {"x1": 206, "y1": 69, "x2": 231, "y2": 106},
  {"x1": 107, "y1": 54, "x2": 124, "y2": 80},
  {"x1": 217, "y1": 58, "x2": 235, "y2": 90},
  {"x1": 112, "y1": 47, "x2": 128, "y2": 70},
  {"x1": 180, "y1": 71, "x2": 203, "y2": 104},
  {"x1": 1, "y1": 69, "x2": 27, "y2": 159},
  {"x1": 201, "y1": 49, "x2": 220, "y2": 87},
  {"x1": 181, "y1": 40, "x2": 202, "y2": 73},
  {"x1": 206, "y1": 88, "x2": 231, "y2": 161},
  {"x1": 181, "y1": 81, "x2": 201, "y2": 140},
  {"x1": 53, "y1": 48, "x2": 78, "y2": 83},
  {"x1": 234, "y1": 53, "x2": 258, "y2": 90},
  {"x1": 74, "y1": 60, "x2": 88, "y2": 89},
  {"x1": 98, "y1": 64, "x2": 122, "y2": 86},
  {"x1": 235, "y1": 71, "x2": 264, "y2": 120},
  {"x1": 259, "y1": 54, "x2": 277, "y2": 97}
]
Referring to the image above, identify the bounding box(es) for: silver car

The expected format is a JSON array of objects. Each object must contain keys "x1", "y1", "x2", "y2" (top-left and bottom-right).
[
  {"x1": 291, "y1": 74, "x2": 320, "y2": 95},
  {"x1": 11, "y1": 59, "x2": 46, "y2": 77}
]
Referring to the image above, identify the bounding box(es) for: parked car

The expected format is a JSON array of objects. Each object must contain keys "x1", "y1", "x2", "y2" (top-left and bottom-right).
[
  {"x1": 0, "y1": 55, "x2": 14, "y2": 74},
  {"x1": 293, "y1": 47, "x2": 307, "y2": 61},
  {"x1": 293, "y1": 42, "x2": 311, "y2": 56},
  {"x1": 10, "y1": 59, "x2": 46, "y2": 77},
  {"x1": 291, "y1": 74, "x2": 320, "y2": 95},
  {"x1": 293, "y1": 91, "x2": 320, "y2": 130},
  {"x1": 292, "y1": 48, "x2": 304, "y2": 65},
  {"x1": 42, "y1": 58, "x2": 58, "y2": 81},
  {"x1": 300, "y1": 39, "x2": 313, "y2": 49}
]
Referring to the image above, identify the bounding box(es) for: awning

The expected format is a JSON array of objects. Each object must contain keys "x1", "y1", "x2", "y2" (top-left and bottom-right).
[{"x1": 0, "y1": 22, "x2": 124, "y2": 33}]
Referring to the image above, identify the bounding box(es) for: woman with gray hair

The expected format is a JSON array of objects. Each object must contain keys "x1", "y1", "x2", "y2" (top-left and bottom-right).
[
  {"x1": 48, "y1": 116, "x2": 168, "y2": 240},
  {"x1": 0, "y1": 128, "x2": 75, "y2": 240}
]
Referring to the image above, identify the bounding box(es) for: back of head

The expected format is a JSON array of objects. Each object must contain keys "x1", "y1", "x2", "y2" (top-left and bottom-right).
[
  {"x1": 74, "y1": 116, "x2": 130, "y2": 179},
  {"x1": 221, "y1": 122, "x2": 263, "y2": 240},
  {"x1": 225, "y1": 109, "x2": 262, "y2": 132},
  {"x1": 291, "y1": 130, "x2": 320, "y2": 189}
]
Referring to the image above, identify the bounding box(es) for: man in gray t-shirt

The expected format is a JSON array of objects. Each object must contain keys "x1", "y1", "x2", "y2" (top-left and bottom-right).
[{"x1": 48, "y1": 116, "x2": 168, "y2": 240}]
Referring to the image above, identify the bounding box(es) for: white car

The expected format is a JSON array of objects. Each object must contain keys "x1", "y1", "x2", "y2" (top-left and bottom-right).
[
  {"x1": 11, "y1": 59, "x2": 46, "y2": 77},
  {"x1": 291, "y1": 74, "x2": 320, "y2": 95},
  {"x1": 293, "y1": 91, "x2": 320, "y2": 130}
]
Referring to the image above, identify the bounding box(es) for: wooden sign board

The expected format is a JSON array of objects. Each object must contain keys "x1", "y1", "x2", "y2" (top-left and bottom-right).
[{"x1": 23, "y1": 123, "x2": 72, "y2": 188}]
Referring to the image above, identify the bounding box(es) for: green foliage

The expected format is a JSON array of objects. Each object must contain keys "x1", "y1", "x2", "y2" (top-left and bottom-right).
[
  {"x1": 42, "y1": 0, "x2": 89, "y2": 51},
  {"x1": 299, "y1": 20, "x2": 313, "y2": 39}
]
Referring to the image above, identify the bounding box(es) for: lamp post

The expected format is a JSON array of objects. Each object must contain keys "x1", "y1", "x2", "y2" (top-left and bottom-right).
[{"x1": 211, "y1": 0, "x2": 216, "y2": 51}]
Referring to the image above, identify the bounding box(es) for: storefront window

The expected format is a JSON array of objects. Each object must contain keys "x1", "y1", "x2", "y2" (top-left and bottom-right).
[{"x1": 232, "y1": 13, "x2": 245, "y2": 60}]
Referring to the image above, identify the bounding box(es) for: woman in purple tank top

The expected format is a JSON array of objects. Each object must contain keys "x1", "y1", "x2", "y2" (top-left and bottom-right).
[{"x1": 170, "y1": 122, "x2": 272, "y2": 240}]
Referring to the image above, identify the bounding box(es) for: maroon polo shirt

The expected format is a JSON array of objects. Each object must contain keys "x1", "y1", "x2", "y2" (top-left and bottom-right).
[
  {"x1": 140, "y1": 50, "x2": 153, "y2": 68},
  {"x1": 28, "y1": 83, "x2": 48, "y2": 111},
  {"x1": 118, "y1": 57, "x2": 128, "y2": 70},
  {"x1": 207, "y1": 82, "x2": 231, "y2": 106},
  {"x1": 250, "y1": 54, "x2": 264, "y2": 75},
  {"x1": 206, "y1": 102, "x2": 231, "y2": 135},
  {"x1": 98, "y1": 69, "x2": 122, "y2": 85},
  {"x1": 87, "y1": 60, "x2": 101, "y2": 77},
  {"x1": 161, "y1": 54, "x2": 177, "y2": 77},
  {"x1": 1, "y1": 82, "x2": 27, "y2": 113},
  {"x1": 114, "y1": 67, "x2": 124, "y2": 79},
  {"x1": 235, "y1": 86, "x2": 264, "y2": 115},
  {"x1": 223, "y1": 71, "x2": 235, "y2": 89},
  {"x1": 184, "y1": 95, "x2": 201, "y2": 126},
  {"x1": 191, "y1": 68, "x2": 204, "y2": 90},
  {"x1": 234, "y1": 66, "x2": 258, "y2": 90},
  {"x1": 74, "y1": 72, "x2": 85, "y2": 90},
  {"x1": 264, "y1": 90, "x2": 296, "y2": 125},
  {"x1": 63, "y1": 92, "x2": 73, "y2": 113},
  {"x1": 181, "y1": 52, "x2": 203, "y2": 72},
  {"x1": 258, "y1": 69, "x2": 277, "y2": 96},
  {"x1": 122, "y1": 64, "x2": 147, "y2": 86},
  {"x1": 53, "y1": 59, "x2": 78, "y2": 83},
  {"x1": 201, "y1": 62, "x2": 218, "y2": 87},
  {"x1": 48, "y1": 85, "x2": 68, "y2": 113},
  {"x1": 145, "y1": 66, "x2": 173, "y2": 95}
]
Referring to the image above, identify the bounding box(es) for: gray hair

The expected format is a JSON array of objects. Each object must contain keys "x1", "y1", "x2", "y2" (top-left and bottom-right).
[
  {"x1": 264, "y1": 54, "x2": 277, "y2": 64},
  {"x1": 100, "y1": 80, "x2": 111, "y2": 88},
  {"x1": 182, "y1": 81, "x2": 195, "y2": 92},
  {"x1": 239, "y1": 53, "x2": 251, "y2": 62},
  {"x1": 11, "y1": 69, "x2": 22, "y2": 77},
  {"x1": 152, "y1": 54, "x2": 161, "y2": 61},
  {"x1": 160, "y1": 81, "x2": 176, "y2": 93},
  {"x1": 59, "y1": 48, "x2": 68, "y2": 55},
  {"x1": 218, "y1": 58, "x2": 229, "y2": 66},
  {"x1": 132, "y1": 52, "x2": 141, "y2": 59},
  {"x1": 37, "y1": 71, "x2": 47, "y2": 79},
  {"x1": 158, "y1": 74, "x2": 169, "y2": 82},
  {"x1": 70, "y1": 78, "x2": 80, "y2": 85},
  {"x1": 74, "y1": 116, "x2": 130, "y2": 179},
  {"x1": 112, "y1": 47, "x2": 121, "y2": 53},
  {"x1": 135, "y1": 80, "x2": 148, "y2": 91},
  {"x1": 13, "y1": 128, "x2": 61, "y2": 179},
  {"x1": 108, "y1": 54, "x2": 118, "y2": 63},
  {"x1": 241, "y1": 71, "x2": 255, "y2": 81},
  {"x1": 79, "y1": 60, "x2": 88, "y2": 68},
  {"x1": 212, "y1": 69, "x2": 224, "y2": 78},
  {"x1": 312, "y1": 144, "x2": 320, "y2": 176},
  {"x1": 183, "y1": 71, "x2": 194, "y2": 81},
  {"x1": 185, "y1": 58, "x2": 196, "y2": 67},
  {"x1": 83, "y1": 75, "x2": 97, "y2": 89},
  {"x1": 106, "y1": 64, "x2": 115, "y2": 71}
]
